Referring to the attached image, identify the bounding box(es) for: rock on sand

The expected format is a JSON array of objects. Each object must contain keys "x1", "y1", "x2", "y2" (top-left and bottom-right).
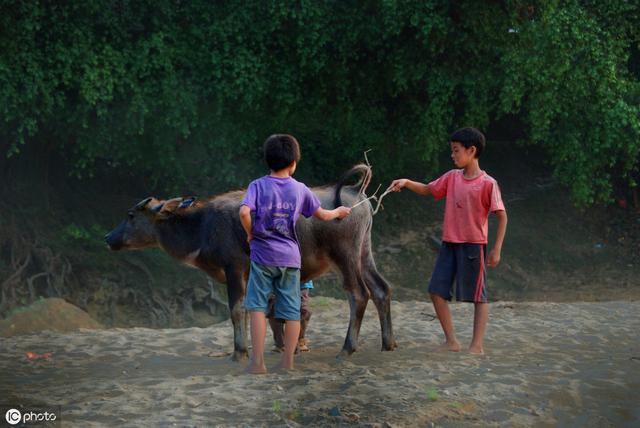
[{"x1": 0, "y1": 297, "x2": 103, "y2": 338}]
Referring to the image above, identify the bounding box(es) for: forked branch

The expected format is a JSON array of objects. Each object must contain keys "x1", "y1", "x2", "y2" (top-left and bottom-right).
[{"x1": 350, "y1": 150, "x2": 394, "y2": 215}]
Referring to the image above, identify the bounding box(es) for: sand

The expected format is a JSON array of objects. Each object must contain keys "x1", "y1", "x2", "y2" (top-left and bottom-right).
[{"x1": 1, "y1": 298, "x2": 639, "y2": 427}]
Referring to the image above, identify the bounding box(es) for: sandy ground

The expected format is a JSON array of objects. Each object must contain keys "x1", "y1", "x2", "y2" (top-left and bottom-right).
[{"x1": 1, "y1": 298, "x2": 639, "y2": 427}]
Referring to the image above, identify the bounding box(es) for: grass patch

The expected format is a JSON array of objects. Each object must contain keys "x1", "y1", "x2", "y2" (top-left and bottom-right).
[
  {"x1": 272, "y1": 400, "x2": 281, "y2": 414},
  {"x1": 425, "y1": 387, "x2": 439, "y2": 402}
]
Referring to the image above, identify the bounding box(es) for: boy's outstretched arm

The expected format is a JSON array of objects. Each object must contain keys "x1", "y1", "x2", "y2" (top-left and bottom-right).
[
  {"x1": 239, "y1": 205, "x2": 253, "y2": 242},
  {"x1": 313, "y1": 206, "x2": 351, "y2": 221},
  {"x1": 487, "y1": 210, "x2": 507, "y2": 268},
  {"x1": 387, "y1": 179, "x2": 432, "y2": 196}
]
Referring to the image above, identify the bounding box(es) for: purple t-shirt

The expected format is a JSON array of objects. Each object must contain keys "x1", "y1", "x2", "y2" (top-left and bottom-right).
[{"x1": 241, "y1": 175, "x2": 321, "y2": 268}]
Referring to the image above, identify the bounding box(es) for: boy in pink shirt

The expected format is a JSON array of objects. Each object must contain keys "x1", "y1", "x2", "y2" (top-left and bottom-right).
[{"x1": 388, "y1": 127, "x2": 507, "y2": 354}]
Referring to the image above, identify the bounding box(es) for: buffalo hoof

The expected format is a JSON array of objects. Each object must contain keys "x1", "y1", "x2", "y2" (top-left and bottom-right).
[
  {"x1": 336, "y1": 348, "x2": 356, "y2": 360},
  {"x1": 232, "y1": 350, "x2": 249, "y2": 362},
  {"x1": 382, "y1": 340, "x2": 398, "y2": 351}
]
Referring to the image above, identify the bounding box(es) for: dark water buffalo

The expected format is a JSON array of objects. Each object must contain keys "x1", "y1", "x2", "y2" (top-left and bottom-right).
[{"x1": 105, "y1": 164, "x2": 397, "y2": 360}]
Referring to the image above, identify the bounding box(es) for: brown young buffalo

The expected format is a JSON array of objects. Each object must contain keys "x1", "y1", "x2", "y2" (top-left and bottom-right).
[{"x1": 105, "y1": 164, "x2": 397, "y2": 360}]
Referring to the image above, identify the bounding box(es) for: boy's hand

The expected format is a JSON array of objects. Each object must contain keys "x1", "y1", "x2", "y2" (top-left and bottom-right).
[
  {"x1": 314, "y1": 206, "x2": 351, "y2": 221},
  {"x1": 387, "y1": 179, "x2": 408, "y2": 192},
  {"x1": 246, "y1": 233, "x2": 253, "y2": 243},
  {"x1": 336, "y1": 206, "x2": 351, "y2": 219},
  {"x1": 487, "y1": 249, "x2": 501, "y2": 267}
]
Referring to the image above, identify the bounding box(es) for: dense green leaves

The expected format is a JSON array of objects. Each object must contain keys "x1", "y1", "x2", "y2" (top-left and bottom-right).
[
  {"x1": 499, "y1": 1, "x2": 640, "y2": 203},
  {"x1": 1, "y1": 0, "x2": 638, "y2": 203}
]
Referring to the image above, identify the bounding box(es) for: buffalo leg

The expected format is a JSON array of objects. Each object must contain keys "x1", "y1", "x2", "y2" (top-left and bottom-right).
[
  {"x1": 336, "y1": 259, "x2": 370, "y2": 356},
  {"x1": 362, "y1": 250, "x2": 397, "y2": 351},
  {"x1": 224, "y1": 266, "x2": 249, "y2": 361}
]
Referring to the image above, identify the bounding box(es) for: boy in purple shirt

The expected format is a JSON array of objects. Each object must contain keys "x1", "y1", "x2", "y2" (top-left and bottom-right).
[{"x1": 239, "y1": 134, "x2": 351, "y2": 374}]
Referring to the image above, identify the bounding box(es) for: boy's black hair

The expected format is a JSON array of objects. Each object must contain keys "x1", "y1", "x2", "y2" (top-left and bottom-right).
[
  {"x1": 449, "y1": 127, "x2": 486, "y2": 158},
  {"x1": 263, "y1": 134, "x2": 301, "y2": 171}
]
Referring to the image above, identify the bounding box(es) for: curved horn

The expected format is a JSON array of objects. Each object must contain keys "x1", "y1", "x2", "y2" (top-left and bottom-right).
[{"x1": 134, "y1": 197, "x2": 153, "y2": 211}]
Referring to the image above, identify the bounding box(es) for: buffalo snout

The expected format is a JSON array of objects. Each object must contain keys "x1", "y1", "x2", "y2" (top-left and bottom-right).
[{"x1": 105, "y1": 223, "x2": 125, "y2": 250}]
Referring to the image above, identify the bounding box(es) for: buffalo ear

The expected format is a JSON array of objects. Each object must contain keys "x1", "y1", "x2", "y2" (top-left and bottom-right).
[
  {"x1": 155, "y1": 197, "x2": 182, "y2": 219},
  {"x1": 134, "y1": 197, "x2": 154, "y2": 211},
  {"x1": 150, "y1": 202, "x2": 166, "y2": 213}
]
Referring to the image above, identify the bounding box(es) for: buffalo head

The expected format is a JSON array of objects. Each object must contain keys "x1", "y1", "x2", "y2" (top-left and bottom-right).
[{"x1": 105, "y1": 197, "x2": 162, "y2": 250}]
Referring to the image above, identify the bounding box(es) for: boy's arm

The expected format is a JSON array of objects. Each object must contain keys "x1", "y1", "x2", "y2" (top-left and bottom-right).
[
  {"x1": 487, "y1": 210, "x2": 507, "y2": 268},
  {"x1": 313, "y1": 206, "x2": 351, "y2": 221},
  {"x1": 387, "y1": 179, "x2": 432, "y2": 196},
  {"x1": 239, "y1": 205, "x2": 253, "y2": 242}
]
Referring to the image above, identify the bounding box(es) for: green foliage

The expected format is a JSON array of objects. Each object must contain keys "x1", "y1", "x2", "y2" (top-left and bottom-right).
[
  {"x1": 499, "y1": 1, "x2": 640, "y2": 204},
  {"x1": 62, "y1": 224, "x2": 91, "y2": 242},
  {"x1": 62, "y1": 223, "x2": 105, "y2": 248},
  {"x1": 1, "y1": 0, "x2": 638, "y2": 203}
]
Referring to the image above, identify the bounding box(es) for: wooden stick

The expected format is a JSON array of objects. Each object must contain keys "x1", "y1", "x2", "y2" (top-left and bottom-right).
[
  {"x1": 349, "y1": 149, "x2": 395, "y2": 214},
  {"x1": 351, "y1": 184, "x2": 381, "y2": 209},
  {"x1": 372, "y1": 187, "x2": 393, "y2": 215}
]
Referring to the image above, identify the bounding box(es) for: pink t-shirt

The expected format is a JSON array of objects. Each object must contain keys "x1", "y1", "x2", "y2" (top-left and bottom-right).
[{"x1": 428, "y1": 169, "x2": 505, "y2": 244}]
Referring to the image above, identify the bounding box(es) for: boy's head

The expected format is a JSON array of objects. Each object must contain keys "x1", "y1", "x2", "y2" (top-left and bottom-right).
[
  {"x1": 263, "y1": 134, "x2": 301, "y2": 172},
  {"x1": 449, "y1": 127, "x2": 486, "y2": 158}
]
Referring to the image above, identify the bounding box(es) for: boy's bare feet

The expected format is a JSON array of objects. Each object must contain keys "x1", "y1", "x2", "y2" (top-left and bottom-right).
[
  {"x1": 245, "y1": 361, "x2": 267, "y2": 375},
  {"x1": 273, "y1": 362, "x2": 295, "y2": 372},
  {"x1": 468, "y1": 345, "x2": 484, "y2": 355},
  {"x1": 437, "y1": 340, "x2": 461, "y2": 352}
]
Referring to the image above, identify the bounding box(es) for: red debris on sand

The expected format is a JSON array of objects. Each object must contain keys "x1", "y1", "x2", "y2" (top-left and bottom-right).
[{"x1": 25, "y1": 352, "x2": 53, "y2": 360}]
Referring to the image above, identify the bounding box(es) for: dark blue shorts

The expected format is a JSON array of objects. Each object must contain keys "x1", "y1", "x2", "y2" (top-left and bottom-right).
[{"x1": 428, "y1": 242, "x2": 488, "y2": 303}]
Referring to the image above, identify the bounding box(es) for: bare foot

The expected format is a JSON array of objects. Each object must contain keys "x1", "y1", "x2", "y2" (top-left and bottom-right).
[
  {"x1": 245, "y1": 362, "x2": 267, "y2": 375},
  {"x1": 436, "y1": 340, "x2": 461, "y2": 352},
  {"x1": 272, "y1": 363, "x2": 295, "y2": 373},
  {"x1": 468, "y1": 345, "x2": 484, "y2": 355}
]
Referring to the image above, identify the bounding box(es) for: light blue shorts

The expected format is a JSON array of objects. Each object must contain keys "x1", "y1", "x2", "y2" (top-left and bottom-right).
[{"x1": 244, "y1": 261, "x2": 301, "y2": 321}]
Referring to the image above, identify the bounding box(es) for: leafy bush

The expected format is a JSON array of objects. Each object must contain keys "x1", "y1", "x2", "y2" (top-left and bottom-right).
[{"x1": 1, "y1": 0, "x2": 638, "y2": 203}]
